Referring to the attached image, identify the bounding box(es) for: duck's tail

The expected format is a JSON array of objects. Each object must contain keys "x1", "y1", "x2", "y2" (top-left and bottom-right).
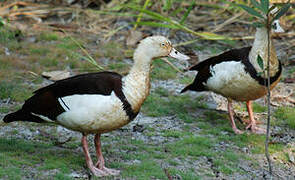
[
  {"x1": 0, "y1": 117, "x2": 6, "y2": 126},
  {"x1": 1, "y1": 110, "x2": 23, "y2": 126},
  {"x1": 180, "y1": 84, "x2": 193, "y2": 93}
]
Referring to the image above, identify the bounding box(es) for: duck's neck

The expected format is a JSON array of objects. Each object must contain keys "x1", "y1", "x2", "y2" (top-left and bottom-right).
[
  {"x1": 122, "y1": 49, "x2": 152, "y2": 113},
  {"x1": 249, "y1": 27, "x2": 279, "y2": 77}
]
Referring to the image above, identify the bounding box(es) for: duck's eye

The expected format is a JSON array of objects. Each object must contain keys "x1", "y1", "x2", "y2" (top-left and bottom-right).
[
  {"x1": 161, "y1": 43, "x2": 165, "y2": 46},
  {"x1": 273, "y1": 22, "x2": 278, "y2": 30}
]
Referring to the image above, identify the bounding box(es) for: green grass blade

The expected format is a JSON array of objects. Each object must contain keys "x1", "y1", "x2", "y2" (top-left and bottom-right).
[
  {"x1": 128, "y1": 4, "x2": 230, "y2": 41},
  {"x1": 164, "y1": 0, "x2": 173, "y2": 11},
  {"x1": 237, "y1": 4, "x2": 264, "y2": 19},
  {"x1": 261, "y1": 0, "x2": 269, "y2": 14},
  {"x1": 91, "y1": 10, "x2": 138, "y2": 17},
  {"x1": 196, "y1": 32, "x2": 230, "y2": 40},
  {"x1": 60, "y1": 29, "x2": 104, "y2": 70},
  {"x1": 72, "y1": 52, "x2": 103, "y2": 70},
  {"x1": 250, "y1": 0, "x2": 264, "y2": 13},
  {"x1": 133, "y1": 0, "x2": 151, "y2": 30},
  {"x1": 180, "y1": 1, "x2": 195, "y2": 25},
  {"x1": 131, "y1": 21, "x2": 179, "y2": 29},
  {"x1": 104, "y1": 25, "x2": 128, "y2": 38}
]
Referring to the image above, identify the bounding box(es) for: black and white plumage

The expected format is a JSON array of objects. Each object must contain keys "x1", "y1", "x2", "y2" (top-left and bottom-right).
[
  {"x1": 1, "y1": 36, "x2": 190, "y2": 177},
  {"x1": 3, "y1": 72, "x2": 137, "y2": 133},
  {"x1": 181, "y1": 26, "x2": 282, "y2": 134}
]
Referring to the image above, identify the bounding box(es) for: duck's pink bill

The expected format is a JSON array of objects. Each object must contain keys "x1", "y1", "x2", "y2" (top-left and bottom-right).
[{"x1": 169, "y1": 48, "x2": 190, "y2": 61}]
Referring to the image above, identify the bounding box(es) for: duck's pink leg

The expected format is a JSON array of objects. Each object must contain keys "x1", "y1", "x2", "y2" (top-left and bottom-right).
[
  {"x1": 245, "y1": 101, "x2": 266, "y2": 134},
  {"x1": 227, "y1": 99, "x2": 243, "y2": 134},
  {"x1": 94, "y1": 134, "x2": 120, "y2": 175},
  {"x1": 81, "y1": 135, "x2": 108, "y2": 177}
]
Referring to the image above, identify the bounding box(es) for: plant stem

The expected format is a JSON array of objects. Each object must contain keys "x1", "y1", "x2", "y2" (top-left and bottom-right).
[
  {"x1": 265, "y1": 15, "x2": 272, "y2": 176},
  {"x1": 133, "y1": 0, "x2": 150, "y2": 30}
]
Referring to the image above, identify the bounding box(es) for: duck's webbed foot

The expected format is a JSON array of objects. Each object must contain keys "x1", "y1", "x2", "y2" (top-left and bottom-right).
[
  {"x1": 245, "y1": 101, "x2": 266, "y2": 134},
  {"x1": 94, "y1": 134, "x2": 120, "y2": 176}
]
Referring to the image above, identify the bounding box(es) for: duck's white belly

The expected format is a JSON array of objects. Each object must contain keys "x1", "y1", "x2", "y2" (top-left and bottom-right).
[
  {"x1": 205, "y1": 61, "x2": 268, "y2": 101},
  {"x1": 56, "y1": 92, "x2": 129, "y2": 133}
]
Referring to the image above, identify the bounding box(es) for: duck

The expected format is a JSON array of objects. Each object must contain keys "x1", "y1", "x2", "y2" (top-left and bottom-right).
[
  {"x1": 0, "y1": 36, "x2": 190, "y2": 177},
  {"x1": 181, "y1": 23, "x2": 283, "y2": 134}
]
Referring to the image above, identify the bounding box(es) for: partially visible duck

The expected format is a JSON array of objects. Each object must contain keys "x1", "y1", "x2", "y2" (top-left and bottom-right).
[
  {"x1": 181, "y1": 23, "x2": 283, "y2": 134},
  {"x1": 1, "y1": 36, "x2": 190, "y2": 177}
]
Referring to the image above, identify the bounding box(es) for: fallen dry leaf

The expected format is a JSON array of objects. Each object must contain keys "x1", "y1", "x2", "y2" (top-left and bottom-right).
[{"x1": 42, "y1": 70, "x2": 71, "y2": 81}]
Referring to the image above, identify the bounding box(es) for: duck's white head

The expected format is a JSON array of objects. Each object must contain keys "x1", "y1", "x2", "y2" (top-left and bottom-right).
[{"x1": 135, "y1": 36, "x2": 190, "y2": 62}]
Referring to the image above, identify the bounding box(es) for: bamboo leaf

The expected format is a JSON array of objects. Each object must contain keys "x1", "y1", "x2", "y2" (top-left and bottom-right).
[
  {"x1": 261, "y1": 0, "x2": 269, "y2": 15},
  {"x1": 271, "y1": 3, "x2": 291, "y2": 23},
  {"x1": 180, "y1": 1, "x2": 195, "y2": 24},
  {"x1": 131, "y1": 21, "x2": 179, "y2": 29},
  {"x1": 257, "y1": 54, "x2": 264, "y2": 70},
  {"x1": 237, "y1": 4, "x2": 264, "y2": 19},
  {"x1": 250, "y1": 0, "x2": 264, "y2": 13}
]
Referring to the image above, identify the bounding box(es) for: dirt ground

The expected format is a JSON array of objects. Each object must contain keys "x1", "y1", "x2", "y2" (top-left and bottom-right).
[{"x1": 0, "y1": 1, "x2": 295, "y2": 179}]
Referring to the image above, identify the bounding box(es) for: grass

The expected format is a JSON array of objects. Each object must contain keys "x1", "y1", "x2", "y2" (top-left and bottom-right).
[
  {"x1": 151, "y1": 58, "x2": 178, "y2": 80},
  {"x1": 0, "y1": 138, "x2": 84, "y2": 180},
  {"x1": 142, "y1": 87, "x2": 207, "y2": 118},
  {"x1": 273, "y1": 107, "x2": 295, "y2": 129},
  {"x1": 30, "y1": 47, "x2": 51, "y2": 55},
  {"x1": 0, "y1": 27, "x2": 19, "y2": 45},
  {"x1": 57, "y1": 37, "x2": 80, "y2": 50},
  {"x1": 235, "y1": 102, "x2": 267, "y2": 113},
  {"x1": 0, "y1": 8, "x2": 294, "y2": 178},
  {"x1": 0, "y1": 80, "x2": 32, "y2": 102},
  {"x1": 38, "y1": 32, "x2": 60, "y2": 41}
]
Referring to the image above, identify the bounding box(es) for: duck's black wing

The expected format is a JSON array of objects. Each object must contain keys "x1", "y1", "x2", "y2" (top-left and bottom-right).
[
  {"x1": 181, "y1": 47, "x2": 251, "y2": 93},
  {"x1": 3, "y1": 72, "x2": 136, "y2": 123}
]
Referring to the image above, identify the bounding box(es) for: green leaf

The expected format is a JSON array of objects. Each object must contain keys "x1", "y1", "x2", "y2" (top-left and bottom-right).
[
  {"x1": 250, "y1": 0, "x2": 260, "y2": 7},
  {"x1": 257, "y1": 54, "x2": 264, "y2": 70},
  {"x1": 260, "y1": 0, "x2": 269, "y2": 15},
  {"x1": 133, "y1": 0, "x2": 151, "y2": 30},
  {"x1": 196, "y1": 32, "x2": 229, "y2": 40},
  {"x1": 271, "y1": 3, "x2": 291, "y2": 23},
  {"x1": 237, "y1": 4, "x2": 264, "y2": 19},
  {"x1": 250, "y1": 0, "x2": 264, "y2": 13},
  {"x1": 131, "y1": 21, "x2": 179, "y2": 29}
]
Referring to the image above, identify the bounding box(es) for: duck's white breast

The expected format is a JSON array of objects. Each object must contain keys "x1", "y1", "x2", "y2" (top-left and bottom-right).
[
  {"x1": 56, "y1": 92, "x2": 129, "y2": 133},
  {"x1": 205, "y1": 61, "x2": 267, "y2": 101}
]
